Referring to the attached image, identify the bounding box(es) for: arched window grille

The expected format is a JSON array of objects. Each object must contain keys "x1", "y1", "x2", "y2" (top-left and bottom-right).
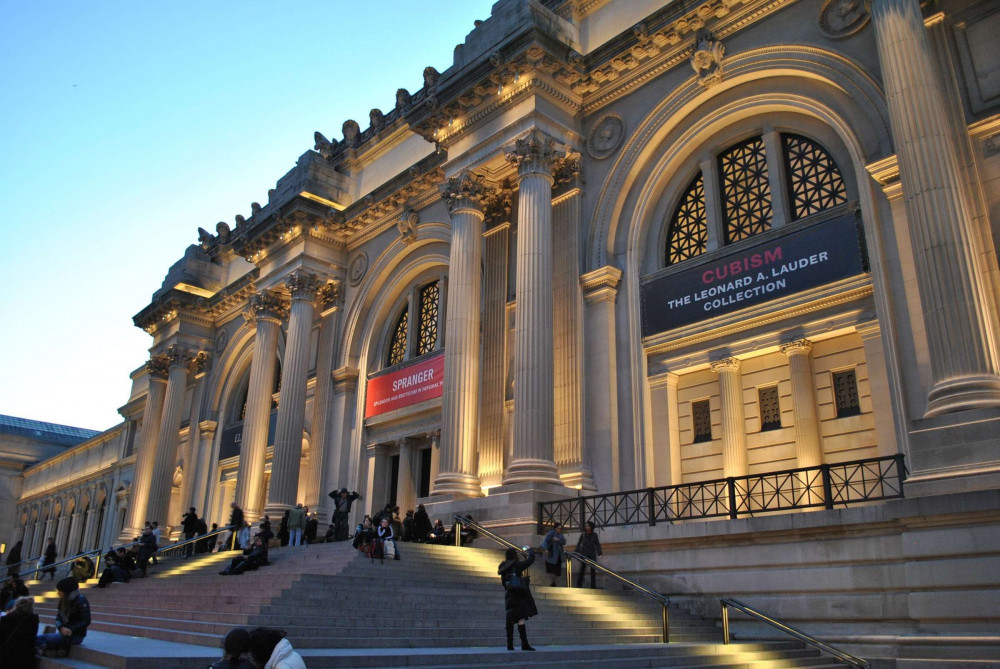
[
  {"x1": 665, "y1": 132, "x2": 849, "y2": 265},
  {"x1": 417, "y1": 281, "x2": 440, "y2": 355},
  {"x1": 665, "y1": 174, "x2": 708, "y2": 266},
  {"x1": 783, "y1": 133, "x2": 848, "y2": 220},
  {"x1": 387, "y1": 310, "x2": 409, "y2": 366},
  {"x1": 719, "y1": 136, "x2": 772, "y2": 243}
]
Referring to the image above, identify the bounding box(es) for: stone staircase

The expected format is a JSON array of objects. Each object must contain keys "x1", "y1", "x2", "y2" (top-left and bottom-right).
[{"x1": 32, "y1": 540, "x2": 857, "y2": 668}]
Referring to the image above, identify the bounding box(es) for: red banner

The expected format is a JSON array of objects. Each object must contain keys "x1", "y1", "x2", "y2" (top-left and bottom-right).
[{"x1": 365, "y1": 352, "x2": 444, "y2": 418}]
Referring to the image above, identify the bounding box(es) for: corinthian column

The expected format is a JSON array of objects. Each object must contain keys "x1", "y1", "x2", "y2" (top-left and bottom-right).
[
  {"x1": 504, "y1": 130, "x2": 562, "y2": 486},
  {"x1": 306, "y1": 280, "x2": 344, "y2": 517},
  {"x1": 146, "y1": 345, "x2": 192, "y2": 529},
  {"x1": 236, "y1": 289, "x2": 288, "y2": 522},
  {"x1": 781, "y1": 340, "x2": 823, "y2": 468},
  {"x1": 870, "y1": 0, "x2": 1000, "y2": 416},
  {"x1": 434, "y1": 171, "x2": 487, "y2": 497},
  {"x1": 267, "y1": 271, "x2": 322, "y2": 513},
  {"x1": 123, "y1": 355, "x2": 170, "y2": 536},
  {"x1": 712, "y1": 358, "x2": 748, "y2": 477}
]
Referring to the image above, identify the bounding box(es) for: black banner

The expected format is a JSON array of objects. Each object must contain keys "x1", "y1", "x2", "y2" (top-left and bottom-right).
[
  {"x1": 641, "y1": 213, "x2": 866, "y2": 336},
  {"x1": 218, "y1": 410, "x2": 277, "y2": 461}
]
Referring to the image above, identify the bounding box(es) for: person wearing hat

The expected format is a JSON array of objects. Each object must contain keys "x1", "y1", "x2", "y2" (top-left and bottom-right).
[
  {"x1": 328, "y1": 487, "x2": 360, "y2": 542},
  {"x1": 35, "y1": 577, "x2": 91, "y2": 655}
]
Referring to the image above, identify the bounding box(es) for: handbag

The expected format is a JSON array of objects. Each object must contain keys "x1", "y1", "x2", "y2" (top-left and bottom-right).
[
  {"x1": 384, "y1": 539, "x2": 396, "y2": 558},
  {"x1": 505, "y1": 570, "x2": 529, "y2": 594}
]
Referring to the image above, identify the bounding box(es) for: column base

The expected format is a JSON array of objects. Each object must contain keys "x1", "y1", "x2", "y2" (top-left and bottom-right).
[
  {"x1": 503, "y1": 458, "x2": 562, "y2": 486},
  {"x1": 263, "y1": 503, "x2": 294, "y2": 518},
  {"x1": 559, "y1": 468, "x2": 597, "y2": 492},
  {"x1": 925, "y1": 374, "x2": 1000, "y2": 417},
  {"x1": 432, "y1": 472, "x2": 483, "y2": 499}
]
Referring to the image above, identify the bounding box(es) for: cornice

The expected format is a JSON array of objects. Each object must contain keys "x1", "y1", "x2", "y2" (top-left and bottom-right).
[
  {"x1": 866, "y1": 154, "x2": 902, "y2": 202},
  {"x1": 581, "y1": 265, "x2": 623, "y2": 294},
  {"x1": 339, "y1": 150, "x2": 446, "y2": 234}
]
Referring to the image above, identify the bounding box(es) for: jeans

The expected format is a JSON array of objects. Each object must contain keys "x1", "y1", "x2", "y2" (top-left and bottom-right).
[
  {"x1": 37, "y1": 631, "x2": 81, "y2": 653},
  {"x1": 290, "y1": 528, "x2": 303, "y2": 547}
]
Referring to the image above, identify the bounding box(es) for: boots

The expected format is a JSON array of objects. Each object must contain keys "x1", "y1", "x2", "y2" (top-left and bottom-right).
[
  {"x1": 518, "y1": 623, "x2": 535, "y2": 651},
  {"x1": 505, "y1": 622, "x2": 515, "y2": 650}
]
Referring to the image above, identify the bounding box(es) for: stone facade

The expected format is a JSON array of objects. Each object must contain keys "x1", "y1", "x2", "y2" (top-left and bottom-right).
[{"x1": 10, "y1": 0, "x2": 1000, "y2": 663}]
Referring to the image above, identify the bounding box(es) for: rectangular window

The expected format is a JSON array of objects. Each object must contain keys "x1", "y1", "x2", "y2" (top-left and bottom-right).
[
  {"x1": 758, "y1": 386, "x2": 781, "y2": 431},
  {"x1": 833, "y1": 369, "x2": 861, "y2": 417},
  {"x1": 692, "y1": 399, "x2": 712, "y2": 443}
]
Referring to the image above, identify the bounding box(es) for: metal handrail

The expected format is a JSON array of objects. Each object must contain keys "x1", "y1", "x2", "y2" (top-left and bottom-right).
[
  {"x1": 154, "y1": 526, "x2": 235, "y2": 557},
  {"x1": 453, "y1": 515, "x2": 525, "y2": 555},
  {"x1": 2, "y1": 541, "x2": 143, "y2": 586},
  {"x1": 565, "y1": 550, "x2": 672, "y2": 643},
  {"x1": 720, "y1": 598, "x2": 869, "y2": 668},
  {"x1": 454, "y1": 515, "x2": 672, "y2": 643}
]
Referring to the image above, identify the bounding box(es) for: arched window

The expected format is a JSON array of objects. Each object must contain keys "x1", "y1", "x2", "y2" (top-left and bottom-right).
[
  {"x1": 385, "y1": 279, "x2": 443, "y2": 367},
  {"x1": 665, "y1": 174, "x2": 708, "y2": 266},
  {"x1": 665, "y1": 132, "x2": 848, "y2": 265}
]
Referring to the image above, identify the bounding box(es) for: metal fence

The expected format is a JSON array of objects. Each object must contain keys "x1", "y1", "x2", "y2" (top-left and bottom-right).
[{"x1": 538, "y1": 454, "x2": 906, "y2": 533}]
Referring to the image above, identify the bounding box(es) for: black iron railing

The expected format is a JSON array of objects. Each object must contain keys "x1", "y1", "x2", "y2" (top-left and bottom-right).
[{"x1": 538, "y1": 454, "x2": 906, "y2": 533}]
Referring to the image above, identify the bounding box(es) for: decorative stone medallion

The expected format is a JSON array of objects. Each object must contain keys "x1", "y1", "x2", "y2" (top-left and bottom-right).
[
  {"x1": 214, "y1": 329, "x2": 229, "y2": 355},
  {"x1": 348, "y1": 252, "x2": 368, "y2": 287},
  {"x1": 587, "y1": 115, "x2": 625, "y2": 160},
  {"x1": 819, "y1": 0, "x2": 870, "y2": 39}
]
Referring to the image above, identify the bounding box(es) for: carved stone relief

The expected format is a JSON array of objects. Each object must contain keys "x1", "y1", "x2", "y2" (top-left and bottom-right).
[
  {"x1": 819, "y1": 0, "x2": 870, "y2": 39},
  {"x1": 587, "y1": 115, "x2": 625, "y2": 160},
  {"x1": 348, "y1": 252, "x2": 369, "y2": 287}
]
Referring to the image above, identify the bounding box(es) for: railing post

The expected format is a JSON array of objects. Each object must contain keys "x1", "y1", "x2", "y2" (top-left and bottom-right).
[
  {"x1": 721, "y1": 600, "x2": 730, "y2": 644},
  {"x1": 566, "y1": 559, "x2": 573, "y2": 588},
  {"x1": 648, "y1": 488, "x2": 656, "y2": 527},
  {"x1": 536, "y1": 503, "x2": 544, "y2": 536},
  {"x1": 894, "y1": 453, "x2": 908, "y2": 491},
  {"x1": 727, "y1": 478, "x2": 738, "y2": 519},
  {"x1": 579, "y1": 500, "x2": 586, "y2": 533},
  {"x1": 661, "y1": 603, "x2": 670, "y2": 643},
  {"x1": 93, "y1": 553, "x2": 101, "y2": 581},
  {"x1": 455, "y1": 518, "x2": 462, "y2": 547},
  {"x1": 821, "y1": 464, "x2": 834, "y2": 509}
]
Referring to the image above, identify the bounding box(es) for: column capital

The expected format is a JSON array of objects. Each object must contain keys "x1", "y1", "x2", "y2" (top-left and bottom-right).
[
  {"x1": 581, "y1": 266, "x2": 622, "y2": 303},
  {"x1": 198, "y1": 419, "x2": 218, "y2": 436},
  {"x1": 780, "y1": 339, "x2": 813, "y2": 356},
  {"x1": 285, "y1": 270, "x2": 323, "y2": 301},
  {"x1": 504, "y1": 129, "x2": 561, "y2": 179},
  {"x1": 317, "y1": 279, "x2": 345, "y2": 314},
  {"x1": 189, "y1": 350, "x2": 212, "y2": 376},
  {"x1": 332, "y1": 366, "x2": 360, "y2": 393},
  {"x1": 163, "y1": 344, "x2": 195, "y2": 370},
  {"x1": 482, "y1": 178, "x2": 515, "y2": 228},
  {"x1": 244, "y1": 289, "x2": 289, "y2": 325},
  {"x1": 146, "y1": 354, "x2": 172, "y2": 380},
  {"x1": 440, "y1": 171, "x2": 488, "y2": 215},
  {"x1": 711, "y1": 357, "x2": 742, "y2": 373},
  {"x1": 552, "y1": 150, "x2": 583, "y2": 196}
]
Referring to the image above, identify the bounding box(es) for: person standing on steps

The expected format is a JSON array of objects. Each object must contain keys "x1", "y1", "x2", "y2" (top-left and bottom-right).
[
  {"x1": 150, "y1": 521, "x2": 161, "y2": 565},
  {"x1": 41, "y1": 537, "x2": 57, "y2": 580},
  {"x1": 328, "y1": 487, "x2": 360, "y2": 542},
  {"x1": 228, "y1": 502, "x2": 244, "y2": 551},
  {"x1": 574, "y1": 521, "x2": 603, "y2": 588},
  {"x1": 413, "y1": 504, "x2": 432, "y2": 542},
  {"x1": 181, "y1": 507, "x2": 199, "y2": 558},
  {"x1": 5, "y1": 540, "x2": 22, "y2": 578},
  {"x1": 287, "y1": 503, "x2": 305, "y2": 547},
  {"x1": 498, "y1": 546, "x2": 538, "y2": 651},
  {"x1": 541, "y1": 522, "x2": 566, "y2": 587}
]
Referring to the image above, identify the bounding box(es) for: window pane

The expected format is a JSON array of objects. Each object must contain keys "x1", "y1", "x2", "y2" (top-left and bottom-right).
[
  {"x1": 692, "y1": 399, "x2": 712, "y2": 443},
  {"x1": 417, "y1": 281, "x2": 440, "y2": 356},
  {"x1": 666, "y1": 173, "x2": 708, "y2": 265},
  {"x1": 720, "y1": 137, "x2": 772, "y2": 243},
  {"x1": 783, "y1": 134, "x2": 848, "y2": 220},
  {"x1": 833, "y1": 369, "x2": 861, "y2": 417},
  {"x1": 387, "y1": 309, "x2": 408, "y2": 366},
  {"x1": 758, "y1": 386, "x2": 781, "y2": 431}
]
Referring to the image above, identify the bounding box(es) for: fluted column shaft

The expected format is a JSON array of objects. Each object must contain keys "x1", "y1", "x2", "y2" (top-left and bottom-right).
[
  {"x1": 307, "y1": 281, "x2": 344, "y2": 517},
  {"x1": 123, "y1": 358, "x2": 169, "y2": 535},
  {"x1": 782, "y1": 340, "x2": 822, "y2": 468},
  {"x1": 435, "y1": 172, "x2": 487, "y2": 497},
  {"x1": 236, "y1": 290, "x2": 287, "y2": 522},
  {"x1": 81, "y1": 508, "x2": 97, "y2": 553},
  {"x1": 479, "y1": 220, "x2": 510, "y2": 488},
  {"x1": 267, "y1": 272, "x2": 321, "y2": 513},
  {"x1": 146, "y1": 349, "x2": 190, "y2": 529},
  {"x1": 190, "y1": 421, "x2": 216, "y2": 516},
  {"x1": 179, "y1": 353, "x2": 211, "y2": 516},
  {"x1": 505, "y1": 132, "x2": 561, "y2": 485},
  {"x1": 713, "y1": 358, "x2": 748, "y2": 477},
  {"x1": 870, "y1": 0, "x2": 1000, "y2": 416},
  {"x1": 30, "y1": 521, "x2": 44, "y2": 558},
  {"x1": 396, "y1": 440, "x2": 417, "y2": 513},
  {"x1": 66, "y1": 512, "x2": 83, "y2": 557},
  {"x1": 54, "y1": 515, "x2": 69, "y2": 558}
]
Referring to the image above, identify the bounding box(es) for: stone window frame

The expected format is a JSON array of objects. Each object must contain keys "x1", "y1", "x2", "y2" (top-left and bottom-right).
[
  {"x1": 832, "y1": 368, "x2": 862, "y2": 418},
  {"x1": 380, "y1": 273, "x2": 448, "y2": 371},
  {"x1": 758, "y1": 385, "x2": 782, "y2": 431},
  {"x1": 691, "y1": 398, "x2": 713, "y2": 443}
]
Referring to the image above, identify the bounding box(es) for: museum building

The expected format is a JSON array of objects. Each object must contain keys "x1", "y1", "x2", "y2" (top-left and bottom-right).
[{"x1": 9, "y1": 0, "x2": 1000, "y2": 662}]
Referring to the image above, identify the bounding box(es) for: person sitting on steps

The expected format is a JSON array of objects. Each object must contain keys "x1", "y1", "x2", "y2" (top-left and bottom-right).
[
  {"x1": 35, "y1": 577, "x2": 91, "y2": 657},
  {"x1": 220, "y1": 536, "x2": 269, "y2": 576},
  {"x1": 209, "y1": 627, "x2": 254, "y2": 669}
]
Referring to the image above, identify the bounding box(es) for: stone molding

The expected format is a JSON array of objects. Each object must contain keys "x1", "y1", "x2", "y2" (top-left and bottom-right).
[
  {"x1": 780, "y1": 339, "x2": 813, "y2": 356},
  {"x1": 710, "y1": 356, "x2": 742, "y2": 372},
  {"x1": 581, "y1": 265, "x2": 623, "y2": 302}
]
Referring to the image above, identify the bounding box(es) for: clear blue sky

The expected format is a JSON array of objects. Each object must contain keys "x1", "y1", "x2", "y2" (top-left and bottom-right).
[{"x1": 0, "y1": 1, "x2": 496, "y2": 431}]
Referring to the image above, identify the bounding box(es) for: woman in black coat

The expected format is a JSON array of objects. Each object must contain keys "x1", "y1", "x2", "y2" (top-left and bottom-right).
[
  {"x1": 5, "y1": 540, "x2": 22, "y2": 578},
  {"x1": 41, "y1": 538, "x2": 58, "y2": 580},
  {"x1": 413, "y1": 504, "x2": 432, "y2": 542},
  {"x1": 0, "y1": 595, "x2": 40, "y2": 667},
  {"x1": 498, "y1": 546, "x2": 537, "y2": 651}
]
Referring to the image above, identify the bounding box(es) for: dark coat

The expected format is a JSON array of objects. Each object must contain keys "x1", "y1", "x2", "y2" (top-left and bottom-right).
[
  {"x1": 0, "y1": 609, "x2": 39, "y2": 667},
  {"x1": 413, "y1": 508, "x2": 432, "y2": 541},
  {"x1": 229, "y1": 506, "x2": 244, "y2": 531},
  {"x1": 499, "y1": 548, "x2": 538, "y2": 623},
  {"x1": 5, "y1": 542, "x2": 22, "y2": 568},
  {"x1": 43, "y1": 541, "x2": 57, "y2": 567},
  {"x1": 575, "y1": 530, "x2": 603, "y2": 559},
  {"x1": 181, "y1": 511, "x2": 199, "y2": 534},
  {"x1": 56, "y1": 590, "x2": 91, "y2": 642}
]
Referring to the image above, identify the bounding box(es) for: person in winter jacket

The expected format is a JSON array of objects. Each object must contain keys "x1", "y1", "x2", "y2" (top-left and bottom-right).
[
  {"x1": 328, "y1": 488, "x2": 360, "y2": 541},
  {"x1": 36, "y1": 577, "x2": 91, "y2": 654},
  {"x1": 5, "y1": 540, "x2": 22, "y2": 578},
  {"x1": 249, "y1": 627, "x2": 306, "y2": 669},
  {"x1": 376, "y1": 517, "x2": 400, "y2": 561},
  {"x1": 498, "y1": 546, "x2": 538, "y2": 651},
  {"x1": 181, "y1": 507, "x2": 199, "y2": 557},
  {"x1": 574, "y1": 521, "x2": 603, "y2": 588},
  {"x1": 209, "y1": 627, "x2": 254, "y2": 669},
  {"x1": 41, "y1": 537, "x2": 58, "y2": 580},
  {"x1": 0, "y1": 595, "x2": 39, "y2": 666},
  {"x1": 412, "y1": 504, "x2": 432, "y2": 542},
  {"x1": 541, "y1": 522, "x2": 566, "y2": 586},
  {"x1": 287, "y1": 504, "x2": 306, "y2": 547},
  {"x1": 228, "y1": 502, "x2": 245, "y2": 551}
]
